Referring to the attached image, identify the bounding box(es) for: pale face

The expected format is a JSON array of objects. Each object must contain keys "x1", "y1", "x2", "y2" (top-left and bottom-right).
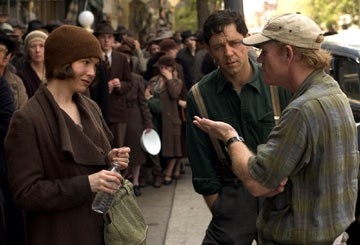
[
  {"x1": 257, "y1": 42, "x2": 288, "y2": 86},
  {"x1": 207, "y1": 23, "x2": 249, "y2": 80},
  {"x1": 184, "y1": 38, "x2": 197, "y2": 52},
  {"x1": 0, "y1": 44, "x2": 10, "y2": 69},
  {"x1": 67, "y1": 58, "x2": 99, "y2": 93},
  {"x1": 97, "y1": 33, "x2": 115, "y2": 52},
  {"x1": 28, "y1": 40, "x2": 45, "y2": 64},
  {"x1": 149, "y1": 43, "x2": 160, "y2": 56}
]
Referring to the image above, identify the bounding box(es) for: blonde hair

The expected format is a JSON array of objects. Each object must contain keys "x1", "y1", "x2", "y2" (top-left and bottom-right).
[
  {"x1": 274, "y1": 41, "x2": 332, "y2": 70},
  {"x1": 292, "y1": 46, "x2": 332, "y2": 71}
]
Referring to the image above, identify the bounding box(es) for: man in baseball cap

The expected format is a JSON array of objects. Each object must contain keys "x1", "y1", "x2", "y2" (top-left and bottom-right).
[{"x1": 193, "y1": 12, "x2": 357, "y2": 244}]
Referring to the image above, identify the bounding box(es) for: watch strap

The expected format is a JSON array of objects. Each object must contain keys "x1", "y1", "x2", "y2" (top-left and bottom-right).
[{"x1": 225, "y1": 136, "x2": 244, "y2": 149}]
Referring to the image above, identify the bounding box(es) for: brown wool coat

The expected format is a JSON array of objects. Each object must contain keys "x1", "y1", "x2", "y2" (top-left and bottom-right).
[{"x1": 5, "y1": 85, "x2": 113, "y2": 245}]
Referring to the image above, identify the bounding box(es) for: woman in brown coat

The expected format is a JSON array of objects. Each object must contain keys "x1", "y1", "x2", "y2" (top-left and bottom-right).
[
  {"x1": 146, "y1": 55, "x2": 183, "y2": 185},
  {"x1": 4, "y1": 25, "x2": 130, "y2": 245}
]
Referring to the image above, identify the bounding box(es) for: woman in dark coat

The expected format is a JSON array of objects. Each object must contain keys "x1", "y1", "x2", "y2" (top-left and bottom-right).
[
  {"x1": 124, "y1": 72, "x2": 154, "y2": 196},
  {"x1": 146, "y1": 55, "x2": 183, "y2": 185},
  {"x1": 4, "y1": 25, "x2": 130, "y2": 245},
  {"x1": 17, "y1": 30, "x2": 48, "y2": 98}
]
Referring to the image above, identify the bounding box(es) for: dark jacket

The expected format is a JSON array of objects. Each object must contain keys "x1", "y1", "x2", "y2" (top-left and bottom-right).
[
  {"x1": 5, "y1": 85, "x2": 113, "y2": 245},
  {"x1": 91, "y1": 51, "x2": 132, "y2": 125},
  {"x1": 107, "y1": 51, "x2": 132, "y2": 124},
  {"x1": 17, "y1": 62, "x2": 42, "y2": 98}
]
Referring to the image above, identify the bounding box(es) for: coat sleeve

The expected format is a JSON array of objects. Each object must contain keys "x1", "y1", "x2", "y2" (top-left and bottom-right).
[
  {"x1": 166, "y1": 77, "x2": 182, "y2": 99},
  {"x1": 4, "y1": 110, "x2": 93, "y2": 212}
]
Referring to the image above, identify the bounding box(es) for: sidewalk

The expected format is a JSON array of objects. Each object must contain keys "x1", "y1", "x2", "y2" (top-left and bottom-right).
[{"x1": 136, "y1": 164, "x2": 211, "y2": 245}]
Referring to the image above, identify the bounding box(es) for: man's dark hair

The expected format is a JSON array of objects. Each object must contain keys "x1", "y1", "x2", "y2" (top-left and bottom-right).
[{"x1": 202, "y1": 9, "x2": 248, "y2": 45}]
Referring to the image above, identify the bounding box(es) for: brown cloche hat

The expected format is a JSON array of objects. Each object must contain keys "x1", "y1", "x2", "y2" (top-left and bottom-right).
[
  {"x1": 45, "y1": 25, "x2": 102, "y2": 76},
  {"x1": 93, "y1": 20, "x2": 117, "y2": 36},
  {"x1": 159, "y1": 38, "x2": 177, "y2": 52}
]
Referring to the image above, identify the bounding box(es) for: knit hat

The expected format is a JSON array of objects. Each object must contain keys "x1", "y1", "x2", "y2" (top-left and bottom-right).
[
  {"x1": 45, "y1": 25, "x2": 102, "y2": 74},
  {"x1": 24, "y1": 30, "x2": 48, "y2": 50},
  {"x1": 242, "y1": 13, "x2": 324, "y2": 50}
]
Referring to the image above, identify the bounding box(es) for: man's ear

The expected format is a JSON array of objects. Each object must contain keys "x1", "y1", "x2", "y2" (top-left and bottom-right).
[{"x1": 284, "y1": 45, "x2": 294, "y2": 62}]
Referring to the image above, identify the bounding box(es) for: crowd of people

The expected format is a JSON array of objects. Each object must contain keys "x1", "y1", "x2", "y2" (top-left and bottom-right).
[{"x1": 0, "y1": 9, "x2": 359, "y2": 245}]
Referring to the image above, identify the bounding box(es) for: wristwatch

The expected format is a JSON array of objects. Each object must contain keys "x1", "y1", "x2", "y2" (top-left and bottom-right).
[{"x1": 225, "y1": 135, "x2": 244, "y2": 151}]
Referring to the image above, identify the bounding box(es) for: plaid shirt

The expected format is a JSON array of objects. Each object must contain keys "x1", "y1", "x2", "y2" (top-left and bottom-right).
[{"x1": 249, "y1": 70, "x2": 359, "y2": 244}]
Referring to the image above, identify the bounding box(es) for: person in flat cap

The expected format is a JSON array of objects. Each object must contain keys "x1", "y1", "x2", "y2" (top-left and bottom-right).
[
  {"x1": 192, "y1": 12, "x2": 357, "y2": 244},
  {"x1": 16, "y1": 29, "x2": 48, "y2": 98},
  {"x1": 91, "y1": 20, "x2": 132, "y2": 149},
  {"x1": 5, "y1": 25, "x2": 130, "y2": 245}
]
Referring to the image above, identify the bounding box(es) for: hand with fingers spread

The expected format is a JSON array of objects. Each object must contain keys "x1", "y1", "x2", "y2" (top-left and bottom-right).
[{"x1": 193, "y1": 116, "x2": 238, "y2": 142}]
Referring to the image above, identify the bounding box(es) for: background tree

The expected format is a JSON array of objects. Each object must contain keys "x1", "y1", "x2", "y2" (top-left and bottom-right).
[
  {"x1": 307, "y1": 0, "x2": 359, "y2": 30},
  {"x1": 175, "y1": 0, "x2": 222, "y2": 32}
]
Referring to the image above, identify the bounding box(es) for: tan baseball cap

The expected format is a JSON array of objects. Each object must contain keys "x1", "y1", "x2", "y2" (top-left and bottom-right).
[{"x1": 242, "y1": 13, "x2": 324, "y2": 49}]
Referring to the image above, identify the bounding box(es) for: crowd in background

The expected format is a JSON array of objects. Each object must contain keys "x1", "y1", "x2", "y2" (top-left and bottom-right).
[{"x1": 0, "y1": 16, "x2": 217, "y2": 245}]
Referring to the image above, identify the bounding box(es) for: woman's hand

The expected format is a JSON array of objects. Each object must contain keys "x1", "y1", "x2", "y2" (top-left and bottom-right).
[
  {"x1": 88, "y1": 147, "x2": 131, "y2": 194},
  {"x1": 178, "y1": 99, "x2": 186, "y2": 109},
  {"x1": 144, "y1": 86, "x2": 153, "y2": 100},
  {"x1": 107, "y1": 147, "x2": 131, "y2": 169},
  {"x1": 88, "y1": 169, "x2": 123, "y2": 194},
  {"x1": 193, "y1": 116, "x2": 237, "y2": 142},
  {"x1": 160, "y1": 66, "x2": 173, "y2": 80}
]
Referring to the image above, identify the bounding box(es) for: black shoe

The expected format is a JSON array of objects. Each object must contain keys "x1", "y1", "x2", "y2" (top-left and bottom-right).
[{"x1": 133, "y1": 185, "x2": 141, "y2": 196}]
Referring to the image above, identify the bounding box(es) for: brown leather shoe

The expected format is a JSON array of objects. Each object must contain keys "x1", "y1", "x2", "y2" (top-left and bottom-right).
[{"x1": 153, "y1": 175, "x2": 163, "y2": 188}]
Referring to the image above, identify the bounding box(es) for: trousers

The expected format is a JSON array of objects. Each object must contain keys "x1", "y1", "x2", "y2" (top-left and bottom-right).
[{"x1": 202, "y1": 184, "x2": 260, "y2": 245}]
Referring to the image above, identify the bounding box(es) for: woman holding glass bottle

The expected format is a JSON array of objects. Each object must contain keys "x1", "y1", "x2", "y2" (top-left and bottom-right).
[{"x1": 4, "y1": 25, "x2": 130, "y2": 245}]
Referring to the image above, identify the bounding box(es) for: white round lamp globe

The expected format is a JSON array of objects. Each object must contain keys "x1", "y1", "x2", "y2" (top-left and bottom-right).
[{"x1": 78, "y1": 10, "x2": 95, "y2": 33}]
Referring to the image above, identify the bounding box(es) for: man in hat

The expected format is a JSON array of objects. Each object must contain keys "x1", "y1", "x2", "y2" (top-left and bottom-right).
[
  {"x1": 192, "y1": 12, "x2": 358, "y2": 244},
  {"x1": 91, "y1": 20, "x2": 132, "y2": 148},
  {"x1": 177, "y1": 30, "x2": 197, "y2": 86}
]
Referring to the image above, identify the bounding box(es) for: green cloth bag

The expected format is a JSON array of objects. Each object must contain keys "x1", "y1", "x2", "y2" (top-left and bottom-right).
[{"x1": 104, "y1": 180, "x2": 148, "y2": 245}]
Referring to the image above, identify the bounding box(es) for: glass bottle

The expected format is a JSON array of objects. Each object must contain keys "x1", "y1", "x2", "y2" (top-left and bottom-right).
[{"x1": 91, "y1": 162, "x2": 121, "y2": 214}]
